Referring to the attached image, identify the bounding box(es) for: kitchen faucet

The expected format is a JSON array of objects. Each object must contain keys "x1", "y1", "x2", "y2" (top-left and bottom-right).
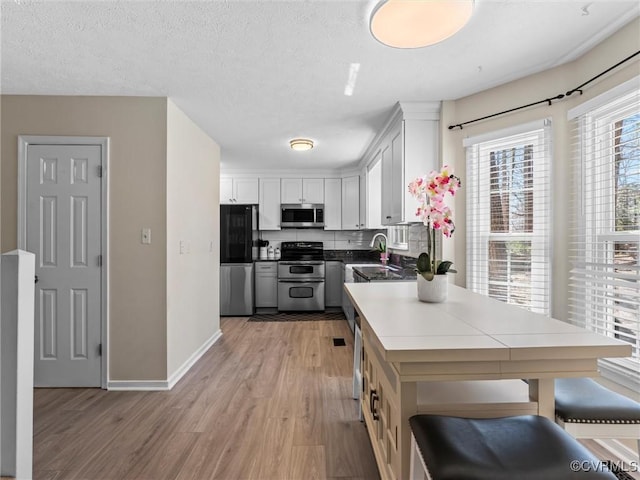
[{"x1": 370, "y1": 232, "x2": 388, "y2": 250}]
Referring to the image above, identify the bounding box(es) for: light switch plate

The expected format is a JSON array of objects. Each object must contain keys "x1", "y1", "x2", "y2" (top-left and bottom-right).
[{"x1": 142, "y1": 228, "x2": 151, "y2": 244}]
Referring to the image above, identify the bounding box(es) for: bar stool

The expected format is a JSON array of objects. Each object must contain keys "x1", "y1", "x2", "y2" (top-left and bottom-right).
[
  {"x1": 409, "y1": 414, "x2": 617, "y2": 480},
  {"x1": 555, "y1": 377, "x2": 640, "y2": 460}
]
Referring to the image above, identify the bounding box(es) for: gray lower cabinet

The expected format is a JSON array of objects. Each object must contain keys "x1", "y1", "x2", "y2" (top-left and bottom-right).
[
  {"x1": 325, "y1": 261, "x2": 344, "y2": 307},
  {"x1": 255, "y1": 261, "x2": 277, "y2": 308}
]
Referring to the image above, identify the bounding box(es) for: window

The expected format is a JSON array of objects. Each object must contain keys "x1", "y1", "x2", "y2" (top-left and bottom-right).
[
  {"x1": 465, "y1": 120, "x2": 551, "y2": 314},
  {"x1": 568, "y1": 80, "x2": 640, "y2": 389},
  {"x1": 387, "y1": 225, "x2": 409, "y2": 250}
]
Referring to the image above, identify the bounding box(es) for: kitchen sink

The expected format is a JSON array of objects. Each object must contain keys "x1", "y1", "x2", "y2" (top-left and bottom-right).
[{"x1": 351, "y1": 261, "x2": 418, "y2": 282}]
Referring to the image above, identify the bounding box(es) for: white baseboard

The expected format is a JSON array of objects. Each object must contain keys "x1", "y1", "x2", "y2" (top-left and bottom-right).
[
  {"x1": 107, "y1": 329, "x2": 223, "y2": 391},
  {"x1": 167, "y1": 329, "x2": 222, "y2": 389},
  {"x1": 107, "y1": 379, "x2": 171, "y2": 391}
]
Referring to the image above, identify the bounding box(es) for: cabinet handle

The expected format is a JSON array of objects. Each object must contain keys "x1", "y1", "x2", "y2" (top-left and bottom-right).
[
  {"x1": 370, "y1": 389, "x2": 379, "y2": 421},
  {"x1": 386, "y1": 215, "x2": 391, "y2": 219}
]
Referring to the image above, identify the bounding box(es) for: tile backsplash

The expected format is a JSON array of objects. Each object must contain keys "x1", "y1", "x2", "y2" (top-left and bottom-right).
[
  {"x1": 389, "y1": 224, "x2": 441, "y2": 259},
  {"x1": 259, "y1": 229, "x2": 384, "y2": 250},
  {"x1": 259, "y1": 226, "x2": 439, "y2": 257}
]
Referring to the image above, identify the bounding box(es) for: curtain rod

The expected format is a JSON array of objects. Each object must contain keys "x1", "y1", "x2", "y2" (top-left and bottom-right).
[{"x1": 448, "y1": 50, "x2": 640, "y2": 131}]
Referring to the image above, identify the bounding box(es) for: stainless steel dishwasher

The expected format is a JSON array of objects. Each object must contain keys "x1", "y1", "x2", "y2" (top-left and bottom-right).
[{"x1": 220, "y1": 263, "x2": 254, "y2": 316}]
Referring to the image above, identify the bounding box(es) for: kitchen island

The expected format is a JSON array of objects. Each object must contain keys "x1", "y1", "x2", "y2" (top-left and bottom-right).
[{"x1": 344, "y1": 281, "x2": 632, "y2": 480}]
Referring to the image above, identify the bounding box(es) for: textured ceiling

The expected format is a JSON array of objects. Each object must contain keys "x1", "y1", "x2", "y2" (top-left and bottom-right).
[{"x1": 2, "y1": 1, "x2": 638, "y2": 173}]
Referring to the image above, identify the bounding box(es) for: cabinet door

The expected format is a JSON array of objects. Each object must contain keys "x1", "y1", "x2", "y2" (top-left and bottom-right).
[
  {"x1": 303, "y1": 178, "x2": 324, "y2": 204},
  {"x1": 381, "y1": 143, "x2": 393, "y2": 225},
  {"x1": 389, "y1": 125, "x2": 403, "y2": 223},
  {"x1": 381, "y1": 124, "x2": 403, "y2": 224},
  {"x1": 259, "y1": 178, "x2": 281, "y2": 230},
  {"x1": 281, "y1": 178, "x2": 303, "y2": 203},
  {"x1": 367, "y1": 153, "x2": 383, "y2": 229},
  {"x1": 342, "y1": 175, "x2": 360, "y2": 230},
  {"x1": 323, "y1": 178, "x2": 342, "y2": 230},
  {"x1": 220, "y1": 178, "x2": 234, "y2": 204},
  {"x1": 359, "y1": 171, "x2": 367, "y2": 229},
  {"x1": 325, "y1": 261, "x2": 344, "y2": 307},
  {"x1": 255, "y1": 262, "x2": 277, "y2": 307},
  {"x1": 234, "y1": 178, "x2": 259, "y2": 204}
]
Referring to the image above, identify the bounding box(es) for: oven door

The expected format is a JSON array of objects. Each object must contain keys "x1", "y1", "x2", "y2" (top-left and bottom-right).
[
  {"x1": 277, "y1": 280, "x2": 325, "y2": 311},
  {"x1": 278, "y1": 262, "x2": 325, "y2": 279}
]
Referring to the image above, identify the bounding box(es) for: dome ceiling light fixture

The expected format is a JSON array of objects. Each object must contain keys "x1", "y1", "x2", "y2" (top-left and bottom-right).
[
  {"x1": 370, "y1": 0, "x2": 475, "y2": 49},
  {"x1": 289, "y1": 138, "x2": 314, "y2": 151}
]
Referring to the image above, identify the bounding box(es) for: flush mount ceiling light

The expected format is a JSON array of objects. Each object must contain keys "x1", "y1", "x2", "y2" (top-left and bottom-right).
[
  {"x1": 289, "y1": 138, "x2": 314, "y2": 151},
  {"x1": 370, "y1": 0, "x2": 474, "y2": 49}
]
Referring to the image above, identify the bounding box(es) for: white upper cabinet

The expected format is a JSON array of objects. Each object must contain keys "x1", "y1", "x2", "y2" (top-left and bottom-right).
[
  {"x1": 234, "y1": 178, "x2": 259, "y2": 203},
  {"x1": 259, "y1": 178, "x2": 281, "y2": 230},
  {"x1": 304, "y1": 178, "x2": 325, "y2": 204},
  {"x1": 375, "y1": 102, "x2": 440, "y2": 225},
  {"x1": 220, "y1": 177, "x2": 259, "y2": 204},
  {"x1": 367, "y1": 153, "x2": 383, "y2": 229},
  {"x1": 220, "y1": 178, "x2": 234, "y2": 204},
  {"x1": 359, "y1": 168, "x2": 367, "y2": 229},
  {"x1": 280, "y1": 178, "x2": 302, "y2": 203},
  {"x1": 324, "y1": 178, "x2": 342, "y2": 230},
  {"x1": 341, "y1": 175, "x2": 360, "y2": 230},
  {"x1": 381, "y1": 124, "x2": 404, "y2": 224},
  {"x1": 281, "y1": 178, "x2": 324, "y2": 204}
]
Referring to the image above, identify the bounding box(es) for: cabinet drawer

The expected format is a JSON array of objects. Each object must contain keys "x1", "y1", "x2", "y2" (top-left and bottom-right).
[{"x1": 255, "y1": 262, "x2": 277, "y2": 273}]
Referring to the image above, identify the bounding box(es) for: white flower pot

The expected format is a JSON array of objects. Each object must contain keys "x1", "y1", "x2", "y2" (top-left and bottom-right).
[{"x1": 417, "y1": 274, "x2": 448, "y2": 303}]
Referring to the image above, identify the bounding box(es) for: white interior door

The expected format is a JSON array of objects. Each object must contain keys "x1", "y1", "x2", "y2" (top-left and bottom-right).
[{"x1": 26, "y1": 144, "x2": 102, "y2": 387}]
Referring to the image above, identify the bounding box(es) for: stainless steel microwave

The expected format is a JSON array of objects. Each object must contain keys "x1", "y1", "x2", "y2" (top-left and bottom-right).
[{"x1": 280, "y1": 204, "x2": 324, "y2": 228}]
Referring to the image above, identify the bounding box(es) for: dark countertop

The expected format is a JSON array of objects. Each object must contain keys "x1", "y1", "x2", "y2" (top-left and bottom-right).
[
  {"x1": 352, "y1": 265, "x2": 417, "y2": 282},
  {"x1": 324, "y1": 250, "x2": 380, "y2": 263}
]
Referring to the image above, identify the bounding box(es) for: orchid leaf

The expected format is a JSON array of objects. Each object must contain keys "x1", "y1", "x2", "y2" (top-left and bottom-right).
[
  {"x1": 420, "y1": 271, "x2": 435, "y2": 281},
  {"x1": 416, "y1": 252, "x2": 432, "y2": 274},
  {"x1": 436, "y1": 261, "x2": 455, "y2": 275}
]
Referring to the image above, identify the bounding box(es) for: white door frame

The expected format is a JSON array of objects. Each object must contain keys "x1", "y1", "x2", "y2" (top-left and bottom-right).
[{"x1": 17, "y1": 135, "x2": 109, "y2": 389}]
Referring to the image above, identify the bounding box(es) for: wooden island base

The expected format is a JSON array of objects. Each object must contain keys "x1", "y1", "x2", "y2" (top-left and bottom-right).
[{"x1": 346, "y1": 282, "x2": 632, "y2": 480}]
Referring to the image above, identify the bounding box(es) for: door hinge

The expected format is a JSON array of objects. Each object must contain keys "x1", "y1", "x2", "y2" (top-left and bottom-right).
[
  {"x1": 97, "y1": 254, "x2": 102, "y2": 267},
  {"x1": 97, "y1": 165, "x2": 103, "y2": 177},
  {"x1": 98, "y1": 343, "x2": 102, "y2": 356}
]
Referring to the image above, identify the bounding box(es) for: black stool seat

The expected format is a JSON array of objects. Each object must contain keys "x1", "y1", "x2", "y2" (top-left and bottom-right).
[
  {"x1": 409, "y1": 414, "x2": 616, "y2": 480},
  {"x1": 555, "y1": 378, "x2": 640, "y2": 424}
]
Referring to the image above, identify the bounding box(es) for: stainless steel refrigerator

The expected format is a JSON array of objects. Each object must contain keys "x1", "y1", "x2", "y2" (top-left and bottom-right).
[{"x1": 220, "y1": 204, "x2": 257, "y2": 316}]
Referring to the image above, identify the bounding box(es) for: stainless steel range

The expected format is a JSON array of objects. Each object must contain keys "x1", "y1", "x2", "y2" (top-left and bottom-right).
[{"x1": 277, "y1": 241, "x2": 325, "y2": 311}]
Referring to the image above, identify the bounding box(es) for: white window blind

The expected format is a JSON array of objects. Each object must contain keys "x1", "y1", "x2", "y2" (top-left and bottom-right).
[
  {"x1": 466, "y1": 120, "x2": 552, "y2": 314},
  {"x1": 568, "y1": 85, "x2": 640, "y2": 389}
]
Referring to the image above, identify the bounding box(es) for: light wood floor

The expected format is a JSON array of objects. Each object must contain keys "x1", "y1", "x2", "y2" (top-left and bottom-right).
[
  {"x1": 32, "y1": 317, "x2": 380, "y2": 480},
  {"x1": 24, "y1": 316, "x2": 640, "y2": 480}
]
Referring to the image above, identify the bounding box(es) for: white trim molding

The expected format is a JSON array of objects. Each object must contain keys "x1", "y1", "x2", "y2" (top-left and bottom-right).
[
  {"x1": 107, "y1": 329, "x2": 223, "y2": 391},
  {"x1": 167, "y1": 330, "x2": 223, "y2": 390}
]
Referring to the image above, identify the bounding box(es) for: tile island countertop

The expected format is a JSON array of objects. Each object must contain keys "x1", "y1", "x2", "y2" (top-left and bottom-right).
[
  {"x1": 345, "y1": 281, "x2": 630, "y2": 364},
  {"x1": 344, "y1": 281, "x2": 632, "y2": 480}
]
